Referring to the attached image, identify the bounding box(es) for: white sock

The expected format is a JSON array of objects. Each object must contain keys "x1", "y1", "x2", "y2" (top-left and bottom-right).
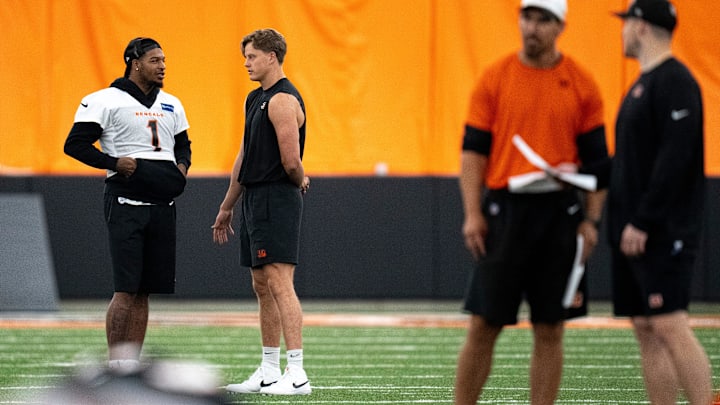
[
  {"x1": 261, "y1": 346, "x2": 281, "y2": 375},
  {"x1": 108, "y1": 359, "x2": 140, "y2": 375},
  {"x1": 287, "y1": 349, "x2": 304, "y2": 369}
]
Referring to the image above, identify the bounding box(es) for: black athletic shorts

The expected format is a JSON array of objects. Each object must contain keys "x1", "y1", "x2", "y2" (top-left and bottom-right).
[
  {"x1": 104, "y1": 194, "x2": 177, "y2": 294},
  {"x1": 238, "y1": 182, "x2": 303, "y2": 268},
  {"x1": 463, "y1": 189, "x2": 585, "y2": 326},
  {"x1": 611, "y1": 237, "x2": 696, "y2": 317}
]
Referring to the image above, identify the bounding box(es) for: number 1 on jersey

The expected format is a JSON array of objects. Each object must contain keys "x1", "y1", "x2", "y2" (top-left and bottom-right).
[{"x1": 147, "y1": 120, "x2": 161, "y2": 151}]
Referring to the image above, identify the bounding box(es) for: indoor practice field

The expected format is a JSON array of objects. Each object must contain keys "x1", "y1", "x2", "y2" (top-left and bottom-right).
[{"x1": 0, "y1": 300, "x2": 718, "y2": 404}]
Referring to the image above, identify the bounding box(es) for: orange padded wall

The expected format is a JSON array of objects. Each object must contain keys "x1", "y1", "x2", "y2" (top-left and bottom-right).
[{"x1": 1, "y1": 0, "x2": 718, "y2": 176}]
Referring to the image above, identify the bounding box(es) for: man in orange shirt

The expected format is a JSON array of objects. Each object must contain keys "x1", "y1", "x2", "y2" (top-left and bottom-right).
[{"x1": 454, "y1": 1, "x2": 610, "y2": 404}]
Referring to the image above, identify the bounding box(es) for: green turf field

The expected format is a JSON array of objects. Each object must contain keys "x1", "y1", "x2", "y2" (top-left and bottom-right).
[{"x1": 0, "y1": 321, "x2": 718, "y2": 404}]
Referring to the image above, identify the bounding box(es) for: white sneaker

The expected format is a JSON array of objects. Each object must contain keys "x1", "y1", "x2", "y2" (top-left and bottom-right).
[
  {"x1": 260, "y1": 365, "x2": 311, "y2": 395},
  {"x1": 226, "y1": 366, "x2": 281, "y2": 394}
]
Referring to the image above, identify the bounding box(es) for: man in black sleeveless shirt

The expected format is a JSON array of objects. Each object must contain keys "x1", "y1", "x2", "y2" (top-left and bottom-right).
[
  {"x1": 212, "y1": 29, "x2": 311, "y2": 396},
  {"x1": 610, "y1": 2, "x2": 712, "y2": 404}
]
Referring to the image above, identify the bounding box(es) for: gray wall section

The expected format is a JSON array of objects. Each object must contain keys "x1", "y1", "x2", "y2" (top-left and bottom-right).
[
  {"x1": 0, "y1": 194, "x2": 59, "y2": 310},
  {"x1": 1, "y1": 176, "x2": 718, "y2": 301}
]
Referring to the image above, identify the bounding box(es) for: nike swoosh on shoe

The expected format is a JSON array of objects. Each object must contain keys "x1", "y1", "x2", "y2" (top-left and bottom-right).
[{"x1": 293, "y1": 381, "x2": 309, "y2": 389}]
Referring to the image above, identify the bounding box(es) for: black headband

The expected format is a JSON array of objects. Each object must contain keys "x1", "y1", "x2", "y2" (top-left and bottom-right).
[
  {"x1": 124, "y1": 37, "x2": 162, "y2": 65},
  {"x1": 123, "y1": 37, "x2": 161, "y2": 77}
]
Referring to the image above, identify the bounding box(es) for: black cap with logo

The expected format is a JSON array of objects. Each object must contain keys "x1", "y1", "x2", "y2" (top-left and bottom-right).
[{"x1": 613, "y1": 0, "x2": 677, "y2": 32}]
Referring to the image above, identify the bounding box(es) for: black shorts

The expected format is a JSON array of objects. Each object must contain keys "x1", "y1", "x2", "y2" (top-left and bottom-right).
[
  {"x1": 104, "y1": 194, "x2": 176, "y2": 294},
  {"x1": 611, "y1": 238, "x2": 696, "y2": 317},
  {"x1": 239, "y1": 182, "x2": 303, "y2": 268},
  {"x1": 463, "y1": 190, "x2": 585, "y2": 325}
]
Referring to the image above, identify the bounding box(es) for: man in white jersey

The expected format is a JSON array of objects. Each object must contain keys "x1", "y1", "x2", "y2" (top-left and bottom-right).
[{"x1": 64, "y1": 37, "x2": 192, "y2": 374}]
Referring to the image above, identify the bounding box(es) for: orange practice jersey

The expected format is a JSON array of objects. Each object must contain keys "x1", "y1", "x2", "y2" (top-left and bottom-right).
[{"x1": 466, "y1": 54, "x2": 604, "y2": 189}]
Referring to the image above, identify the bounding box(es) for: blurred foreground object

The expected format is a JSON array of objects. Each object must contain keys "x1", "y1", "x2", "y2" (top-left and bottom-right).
[{"x1": 34, "y1": 359, "x2": 234, "y2": 404}]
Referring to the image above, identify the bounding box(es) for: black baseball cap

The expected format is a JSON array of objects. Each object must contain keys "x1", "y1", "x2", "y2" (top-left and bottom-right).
[
  {"x1": 613, "y1": 0, "x2": 677, "y2": 32},
  {"x1": 123, "y1": 37, "x2": 162, "y2": 76}
]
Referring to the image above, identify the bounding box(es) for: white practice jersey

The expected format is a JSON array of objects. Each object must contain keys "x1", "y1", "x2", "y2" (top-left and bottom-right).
[{"x1": 73, "y1": 87, "x2": 190, "y2": 176}]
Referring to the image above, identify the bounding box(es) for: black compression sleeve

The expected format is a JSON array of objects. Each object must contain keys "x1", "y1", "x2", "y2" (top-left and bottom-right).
[
  {"x1": 173, "y1": 130, "x2": 192, "y2": 170},
  {"x1": 64, "y1": 122, "x2": 118, "y2": 170},
  {"x1": 462, "y1": 125, "x2": 492, "y2": 155},
  {"x1": 577, "y1": 125, "x2": 611, "y2": 189}
]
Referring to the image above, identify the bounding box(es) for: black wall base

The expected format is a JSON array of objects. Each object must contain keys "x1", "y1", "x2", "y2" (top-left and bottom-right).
[{"x1": 2, "y1": 176, "x2": 718, "y2": 301}]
